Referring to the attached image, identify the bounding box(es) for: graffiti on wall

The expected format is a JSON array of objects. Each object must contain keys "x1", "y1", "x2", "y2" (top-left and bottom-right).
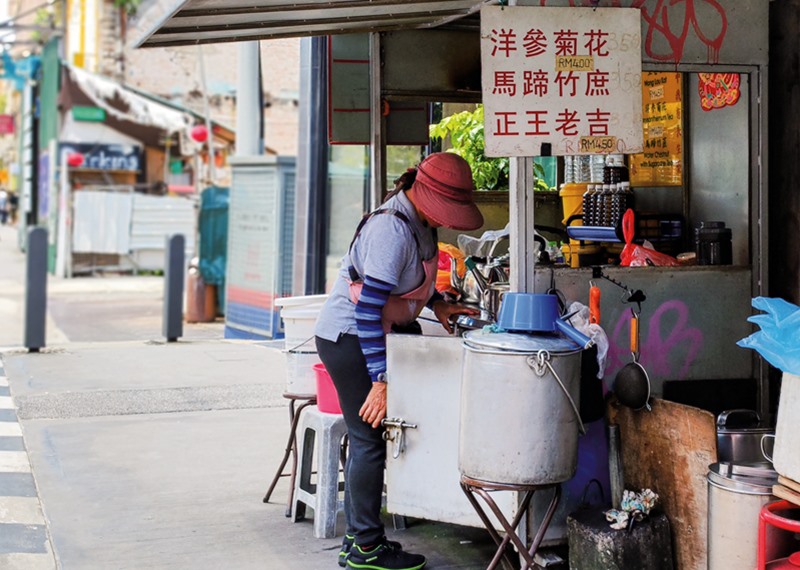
[
  {"x1": 606, "y1": 299, "x2": 703, "y2": 380},
  {"x1": 535, "y1": 0, "x2": 728, "y2": 63}
]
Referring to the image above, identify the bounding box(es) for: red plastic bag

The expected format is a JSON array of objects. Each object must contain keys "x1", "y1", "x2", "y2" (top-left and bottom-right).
[{"x1": 619, "y1": 209, "x2": 679, "y2": 267}]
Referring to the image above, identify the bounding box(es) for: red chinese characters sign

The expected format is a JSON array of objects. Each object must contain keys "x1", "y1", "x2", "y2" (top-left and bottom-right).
[{"x1": 481, "y1": 6, "x2": 644, "y2": 157}]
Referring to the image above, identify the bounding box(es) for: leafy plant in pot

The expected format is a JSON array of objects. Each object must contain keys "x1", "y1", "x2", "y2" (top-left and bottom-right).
[{"x1": 429, "y1": 104, "x2": 550, "y2": 192}]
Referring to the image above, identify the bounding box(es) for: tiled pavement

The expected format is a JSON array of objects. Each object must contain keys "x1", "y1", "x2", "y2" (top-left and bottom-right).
[{"x1": 0, "y1": 364, "x2": 57, "y2": 569}]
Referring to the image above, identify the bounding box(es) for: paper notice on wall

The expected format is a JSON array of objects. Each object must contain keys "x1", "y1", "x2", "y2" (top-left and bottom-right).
[
  {"x1": 629, "y1": 72, "x2": 683, "y2": 186},
  {"x1": 480, "y1": 6, "x2": 644, "y2": 157}
]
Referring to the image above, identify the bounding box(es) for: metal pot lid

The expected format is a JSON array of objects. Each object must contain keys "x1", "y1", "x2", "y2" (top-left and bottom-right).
[
  {"x1": 707, "y1": 462, "x2": 778, "y2": 494},
  {"x1": 463, "y1": 329, "x2": 580, "y2": 353},
  {"x1": 717, "y1": 426, "x2": 774, "y2": 435}
]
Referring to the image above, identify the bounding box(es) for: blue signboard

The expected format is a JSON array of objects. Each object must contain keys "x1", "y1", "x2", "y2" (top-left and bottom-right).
[{"x1": 59, "y1": 142, "x2": 142, "y2": 172}]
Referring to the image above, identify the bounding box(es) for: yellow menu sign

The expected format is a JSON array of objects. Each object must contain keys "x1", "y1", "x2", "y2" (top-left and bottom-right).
[{"x1": 629, "y1": 72, "x2": 683, "y2": 186}]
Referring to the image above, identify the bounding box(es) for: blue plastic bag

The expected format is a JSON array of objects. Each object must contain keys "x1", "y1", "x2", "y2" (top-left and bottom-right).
[{"x1": 737, "y1": 297, "x2": 800, "y2": 375}]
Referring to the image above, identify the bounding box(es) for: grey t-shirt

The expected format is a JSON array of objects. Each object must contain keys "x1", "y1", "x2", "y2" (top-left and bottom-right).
[{"x1": 314, "y1": 191, "x2": 437, "y2": 342}]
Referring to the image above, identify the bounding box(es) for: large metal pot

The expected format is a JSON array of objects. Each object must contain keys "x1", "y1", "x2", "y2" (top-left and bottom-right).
[
  {"x1": 459, "y1": 330, "x2": 584, "y2": 486},
  {"x1": 707, "y1": 462, "x2": 782, "y2": 570},
  {"x1": 716, "y1": 409, "x2": 774, "y2": 463}
]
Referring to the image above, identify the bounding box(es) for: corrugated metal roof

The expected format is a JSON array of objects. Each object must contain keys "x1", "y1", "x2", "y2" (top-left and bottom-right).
[{"x1": 131, "y1": 0, "x2": 490, "y2": 48}]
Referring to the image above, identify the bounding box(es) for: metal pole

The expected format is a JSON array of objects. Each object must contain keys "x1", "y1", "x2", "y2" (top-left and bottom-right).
[
  {"x1": 197, "y1": 45, "x2": 216, "y2": 183},
  {"x1": 608, "y1": 423, "x2": 625, "y2": 507},
  {"x1": 368, "y1": 32, "x2": 383, "y2": 212},
  {"x1": 509, "y1": 157, "x2": 535, "y2": 292},
  {"x1": 162, "y1": 234, "x2": 185, "y2": 342},
  {"x1": 24, "y1": 227, "x2": 47, "y2": 352},
  {"x1": 54, "y1": 151, "x2": 70, "y2": 278},
  {"x1": 236, "y1": 41, "x2": 262, "y2": 156}
]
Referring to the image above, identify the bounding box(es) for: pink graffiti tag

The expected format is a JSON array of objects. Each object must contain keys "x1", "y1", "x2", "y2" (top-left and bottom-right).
[
  {"x1": 607, "y1": 299, "x2": 703, "y2": 380},
  {"x1": 534, "y1": 0, "x2": 728, "y2": 64}
]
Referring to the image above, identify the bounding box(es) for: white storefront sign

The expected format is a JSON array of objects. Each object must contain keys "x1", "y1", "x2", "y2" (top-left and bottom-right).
[{"x1": 481, "y1": 6, "x2": 644, "y2": 156}]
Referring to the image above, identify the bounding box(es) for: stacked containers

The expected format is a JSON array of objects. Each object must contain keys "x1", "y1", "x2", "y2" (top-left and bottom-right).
[{"x1": 276, "y1": 295, "x2": 329, "y2": 394}]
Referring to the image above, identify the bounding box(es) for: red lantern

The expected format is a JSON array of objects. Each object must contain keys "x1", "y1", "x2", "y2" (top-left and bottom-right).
[
  {"x1": 190, "y1": 125, "x2": 209, "y2": 143},
  {"x1": 66, "y1": 152, "x2": 84, "y2": 167}
]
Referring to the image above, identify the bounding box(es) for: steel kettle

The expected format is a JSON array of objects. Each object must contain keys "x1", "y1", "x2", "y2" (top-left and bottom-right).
[{"x1": 450, "y1": 256, "x2": 508, "y2": 306}]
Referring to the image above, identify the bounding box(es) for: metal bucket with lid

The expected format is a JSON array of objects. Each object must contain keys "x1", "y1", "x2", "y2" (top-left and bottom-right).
[
  {"x1": 459, "y1": 330, "x2": 584, "y2": 486},
  {"x1": 707, "y1": 462, "x2": 781, "y2": 570}
]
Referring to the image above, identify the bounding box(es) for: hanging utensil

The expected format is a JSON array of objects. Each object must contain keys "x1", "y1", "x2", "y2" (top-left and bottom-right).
[
  {"x1": 614, "y1": 308, "x2": 651, "y2": 411},
  {"x1": 589, "y1": 282, "x2": 601, "y2": 324}
]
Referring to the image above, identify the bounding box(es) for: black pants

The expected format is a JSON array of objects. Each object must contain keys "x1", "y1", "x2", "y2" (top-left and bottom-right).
[{"x1": 316, "y1": 334, "x2": 386, "y2": 546}]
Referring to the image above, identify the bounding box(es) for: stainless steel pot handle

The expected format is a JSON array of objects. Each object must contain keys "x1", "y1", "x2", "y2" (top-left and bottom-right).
[
  {"x1": 527, "y1": 351, "x2": 586, "y2": 436},
  {"x1": 761, "y1": 433, "x2": 775, "y2": 463},
  {"x1": 717, "y1": 409, "x2": 761, "y2": 428}
]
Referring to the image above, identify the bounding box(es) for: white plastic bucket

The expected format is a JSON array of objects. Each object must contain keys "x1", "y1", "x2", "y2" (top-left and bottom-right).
[
  {"x1": 285, "y1": 351, "x2": 322, "y2": 395},
  {"x1": 276, "y1": 295, "x2": 328, "y2": 394},
  {"x1": 276, "y1": 295, "x2": 328, "y2": 349}
]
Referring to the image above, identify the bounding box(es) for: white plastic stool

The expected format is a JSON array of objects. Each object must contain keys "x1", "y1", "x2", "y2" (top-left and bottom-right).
[{"x1": 291, "y1": 405, "x2": 348, "y2": 538}]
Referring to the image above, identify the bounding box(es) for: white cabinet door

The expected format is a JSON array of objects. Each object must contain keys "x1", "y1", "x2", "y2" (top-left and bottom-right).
[{"x1": 385, "y1": 334, "x2": 517, "y2": 529}]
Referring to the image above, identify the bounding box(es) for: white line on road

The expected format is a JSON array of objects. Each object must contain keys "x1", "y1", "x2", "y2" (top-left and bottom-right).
[
  {"x1": 0, "y1": 376, "x2": 7, "y2": 387},
  {"x1": 0, "y1": 496, "x2": 46, "y2": 525},
  {"x1": 0, "y1": 451, "x2": 30, "y2": 473},
  {"x1": 0, "y1": 552, "x2": 57, "y2": 570},
  {"x1": 0, "y1": 422, "x2": 22, "y2": 437},
  {"x1": 0, "y1": 396, "x2": 13, "y2": 409}
]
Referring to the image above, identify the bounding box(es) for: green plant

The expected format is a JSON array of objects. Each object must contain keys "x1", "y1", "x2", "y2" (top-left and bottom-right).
[
  {"x1": 114, "y1": 0, "x2": 142, "y2": 15},
  {"x1": 429, "y1": 105, "x2": 551, "y2": 192}
]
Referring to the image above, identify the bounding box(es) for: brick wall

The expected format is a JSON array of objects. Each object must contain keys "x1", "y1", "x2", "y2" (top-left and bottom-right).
[{"x1": 123, "y1": 34, "x2": 301, "y2": 156}]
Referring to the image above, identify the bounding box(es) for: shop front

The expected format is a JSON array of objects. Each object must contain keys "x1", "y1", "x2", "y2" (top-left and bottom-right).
[{"x1": 133, "y1": 1, "x2": 772, "y2": 568}]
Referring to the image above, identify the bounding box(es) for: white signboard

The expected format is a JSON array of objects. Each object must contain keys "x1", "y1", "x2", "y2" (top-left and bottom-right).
[{"x1": 481, "y1": 6, "x2": 644, "y2": 156}]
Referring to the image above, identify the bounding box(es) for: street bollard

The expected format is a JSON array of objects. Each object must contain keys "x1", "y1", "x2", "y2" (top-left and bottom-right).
[
  {"x1": 162, "y1": 234, "x2": 185, "y2": 342},
  {"x1": 24, "y1": 227, "x2": 48, "y2": 352}
]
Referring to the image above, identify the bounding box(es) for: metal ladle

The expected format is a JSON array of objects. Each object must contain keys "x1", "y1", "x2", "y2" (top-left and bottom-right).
[{"x1": 614, "y1": 308, "x2": 651, "y2": 411}]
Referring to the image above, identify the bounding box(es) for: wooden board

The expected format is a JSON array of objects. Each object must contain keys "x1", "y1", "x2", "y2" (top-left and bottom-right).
[
  {"x1": 608, "y1": 397, "x2": 716, "y2": 570},
  {"x1": 773, "y1": 484, "x2": 800, "y2": 507},
  {"x1": 778, "y1": 475, "x2": 800, "y2": 495}
]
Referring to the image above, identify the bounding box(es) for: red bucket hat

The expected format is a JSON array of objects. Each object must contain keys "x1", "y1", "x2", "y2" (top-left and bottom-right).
[{"x1": 412, "y1": 153, "x2": 484, "y2": 231}]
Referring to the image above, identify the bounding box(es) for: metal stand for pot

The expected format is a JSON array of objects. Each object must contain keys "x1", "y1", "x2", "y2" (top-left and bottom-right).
[{"x1": 460, "y1": 476, "x2": 561, "y2": 570}]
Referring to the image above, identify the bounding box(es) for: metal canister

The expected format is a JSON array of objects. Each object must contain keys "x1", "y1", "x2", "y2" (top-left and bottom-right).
[
  {"x1": 695, "y1": 221, "x2": 732, "y2": 265},
  {"x1": 459, "y1": 330, "x2": 583, "y2": 485},
  {"x1": 707, "y1": 462, "x2": 780, "y2": 570}
]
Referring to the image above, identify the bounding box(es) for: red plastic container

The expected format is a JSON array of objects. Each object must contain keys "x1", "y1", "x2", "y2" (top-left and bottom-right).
[
  {"x1": 313, "y1": 363, "x2": 342, "y2": 414},
  {"x1": 759, "y1": 500, "x2": 800, "y2": 569},
  {"x1": 767, "y1": 552, "x2": 800, "y2": 569}
]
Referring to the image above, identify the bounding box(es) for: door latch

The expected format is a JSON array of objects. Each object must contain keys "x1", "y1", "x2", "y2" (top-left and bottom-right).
[{"x1": 381, "y1": 417, "x2": 418, "y2": 459}]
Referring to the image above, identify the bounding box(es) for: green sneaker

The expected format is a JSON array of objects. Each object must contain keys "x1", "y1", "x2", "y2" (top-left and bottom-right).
[
  {"x1": 339, "y1": 535, "x2": 356, "y2": 567},
  {"x1": 346, "y1": 540, "x2": 425, "y2": 570},
  {"x1": 340, "y1": 535, "x2": 403, "y2": 568}
]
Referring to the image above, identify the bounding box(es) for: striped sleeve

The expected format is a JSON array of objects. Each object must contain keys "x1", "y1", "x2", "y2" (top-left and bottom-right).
[{"x1": 355, "y1": 274, "x2": 396, "y2": 382}]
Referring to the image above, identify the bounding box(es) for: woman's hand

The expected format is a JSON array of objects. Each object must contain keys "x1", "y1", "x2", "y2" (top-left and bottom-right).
[
  {"x1": 431, "y1": 300, "x2": 480, "y2": 334},
  {"x1": 359, "y1": 382, "x2": 387, "y2": 428}
]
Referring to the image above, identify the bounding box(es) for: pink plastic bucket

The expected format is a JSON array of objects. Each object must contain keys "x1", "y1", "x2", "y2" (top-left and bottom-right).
[{"x1": 313, "y1": 363, "x2": 342, "y2": 414}]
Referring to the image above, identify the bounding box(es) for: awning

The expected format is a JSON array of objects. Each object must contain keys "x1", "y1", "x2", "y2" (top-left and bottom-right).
[
  {"x1": 60, "y1": 65, "x2": 235, "y2": 151},
  {"x1": 131, "y1": 0, "x2": 490, "y2": 48}
]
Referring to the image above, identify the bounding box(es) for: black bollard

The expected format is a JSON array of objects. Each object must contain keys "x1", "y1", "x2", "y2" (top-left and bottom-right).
[
  {"x1": 162, "y1": 234, "x2": 185, "y2": 342},
  {"x1": 24, "y1": 227, "x2": 48, "y2": 352}
]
